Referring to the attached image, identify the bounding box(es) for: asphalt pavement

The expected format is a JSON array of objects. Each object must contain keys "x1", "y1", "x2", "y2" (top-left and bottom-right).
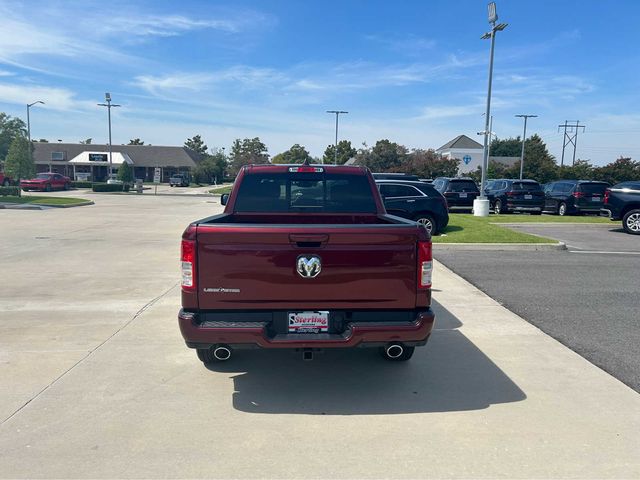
[{"x1": 435, "y1": 223, "x2": 640, "y2": 392}]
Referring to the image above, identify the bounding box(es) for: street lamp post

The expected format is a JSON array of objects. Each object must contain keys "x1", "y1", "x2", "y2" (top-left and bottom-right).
[
  {"x1": 27, "y1": 101, "x2": 45, "y2": 170},
  {"x1": 474, "y1": 2, "x2": 507, "y2": 217},
  {"x1": 515, "y1": 114, "x2": 537, "y2": 180},
  {"x1": 97, "y1": 93, "x2": 121, "y2": 182},
  {"x1": 326, "y1": 110, "x2": 348, "y2": 164}
]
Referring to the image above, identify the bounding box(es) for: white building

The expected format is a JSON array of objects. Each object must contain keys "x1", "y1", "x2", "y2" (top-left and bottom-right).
[{"x1": 436, "y1": 135, "x2": 484, "y2": 175}]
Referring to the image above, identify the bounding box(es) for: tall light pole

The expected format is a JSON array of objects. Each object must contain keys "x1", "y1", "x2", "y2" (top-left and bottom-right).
[
  {"x1": 27, "y1": 101, "x2": 45, "y2": 170},
  {"x1": 326, "y1": 110, "x2": 348, "y2": 164},
  {"x1": 97, "y1": 93, "x2": 121, "y2": 182},
  {"x1": 515, "y1": 114, "x2": 537, "y2": 180},
  {"x1": 474, "y1": 2, "x2": 507, "y2": 217}
]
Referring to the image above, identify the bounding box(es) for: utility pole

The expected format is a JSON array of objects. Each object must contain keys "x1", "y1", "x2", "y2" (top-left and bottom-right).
[
  {"x1": 475, "y1": 2, "x2": 507, "y2": 217},
  {"x1": 515, "y1": 114, "x2": 537, "y2": 179},
  {"x1": 558, "y1": 120, "x2": 585, "y2": 168},
  {"x1": 326, "y1": 110, "x2": 348, "y2": 164},
  {"x1": 98, "y1": 93, "x2": 121, "y2": 182},
  {"x1": 27, "y1": 101, "x2": 45, "y2": 170}
]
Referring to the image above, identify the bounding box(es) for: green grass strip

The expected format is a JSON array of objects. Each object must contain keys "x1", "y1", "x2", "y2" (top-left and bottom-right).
[
  {"x1": 0, "y1": 196, "x2": 91, "y2": 206},
  {"x1": 433, "y1": 214, "x2": 555, "y2": 243}
]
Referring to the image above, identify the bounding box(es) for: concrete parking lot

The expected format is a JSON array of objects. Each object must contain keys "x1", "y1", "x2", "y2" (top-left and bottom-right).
[{"x1": 1, "y1": 196, "x2": 639, "y2": 478}]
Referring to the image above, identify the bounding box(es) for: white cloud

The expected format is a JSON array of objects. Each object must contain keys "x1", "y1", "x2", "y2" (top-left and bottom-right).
[{"x1": 0, "y1": 82, "x2": 93, "y2": 111}]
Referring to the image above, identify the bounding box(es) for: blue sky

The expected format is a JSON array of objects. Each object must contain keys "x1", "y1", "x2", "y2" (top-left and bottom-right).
[{"x1": 1, "y1": 0, "x2": 639, "y2": 165}]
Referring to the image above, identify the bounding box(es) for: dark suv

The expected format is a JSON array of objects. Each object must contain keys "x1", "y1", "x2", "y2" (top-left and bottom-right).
[
  {"x1": 376, "y1": 180, "x2": 449, "y2": 235},
  {"x1": 543, "y1": 180, "x2": 609, "y2": 216},
  {"x1": 484, "y1": 179, "x2": 544, "y2": 214},
  {"x1": 601, "y1": 181, "x2": 640, "y2": 234},
  {"x1": 432, "y1": 177, "x2": 479, "y2": 211}
]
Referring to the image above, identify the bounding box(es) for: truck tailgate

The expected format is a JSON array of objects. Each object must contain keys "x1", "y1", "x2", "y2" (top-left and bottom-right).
[{"x1": 195, "y1": 225, "x2": 419, "y2": 310}]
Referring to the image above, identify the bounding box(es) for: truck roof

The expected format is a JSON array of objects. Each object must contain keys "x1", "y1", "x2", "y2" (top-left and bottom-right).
[{"x1": 242, "y1": 164, "x2": 369, "y2": 175}]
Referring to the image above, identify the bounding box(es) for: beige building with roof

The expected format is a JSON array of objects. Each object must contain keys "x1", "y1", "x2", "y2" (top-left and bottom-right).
[{"x1": 32, "y1": 143, "x2": 203, "y2": 182}]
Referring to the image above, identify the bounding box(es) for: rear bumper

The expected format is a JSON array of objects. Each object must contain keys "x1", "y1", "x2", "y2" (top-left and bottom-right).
[
  {"x1": 507, "y1": 203, "x2": 543, "y2": 212},
  {"x1": 179, "y1": 308, "x2": 435, "y2": 349}
]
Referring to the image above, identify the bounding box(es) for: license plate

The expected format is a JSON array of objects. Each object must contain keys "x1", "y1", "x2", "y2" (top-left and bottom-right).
[
  {"x1": 524, "y1": 194, "x2": 532, "y2": 200},
  {"x1": 459, "y1": 193, "x2": 467, "y2": 198},
  {"x1": 592, "y1": 196, "x2": 600, "y2": 202},
  {"x1": 288, "y1": 311, "x2": 329, "y2": 333}
]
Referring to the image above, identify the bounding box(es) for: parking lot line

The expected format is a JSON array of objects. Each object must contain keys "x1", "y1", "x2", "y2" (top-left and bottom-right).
[{"x1": 569, "y1": 250, "x2": 640, "y2": 255}]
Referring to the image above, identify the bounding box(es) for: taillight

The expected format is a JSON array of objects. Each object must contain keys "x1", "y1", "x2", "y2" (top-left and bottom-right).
[
  {"x1": 181, "y1": 226, "x2": 197, "y2": 292},
  {"x1": 604, "y1": 189, "x2": 610, "y2": 204},
  {"x1": 506, "y1": 191, "x2": 515, "y2": 197},
  {"x1": 572, "y1": 191, "x2": 585, "y2": 198},
  {"x1": 417, "y1": 241, "x2": 432, "y2": 289}
]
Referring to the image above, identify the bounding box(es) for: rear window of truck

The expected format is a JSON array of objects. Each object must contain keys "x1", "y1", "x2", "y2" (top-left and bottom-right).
[{"x1": 234, "y1": 172, "x2": 377, "y2": 213}]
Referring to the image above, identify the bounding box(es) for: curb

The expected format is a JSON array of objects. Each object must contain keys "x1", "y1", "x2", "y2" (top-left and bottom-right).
[
  {"x1": 39, "y1": 200, "x2": 95, "y2": 208},
  {"x1": 433, "y1": 242, "x2": 567, "y2": 251}
]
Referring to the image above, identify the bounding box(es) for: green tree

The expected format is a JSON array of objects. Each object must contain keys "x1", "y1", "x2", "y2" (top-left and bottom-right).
[
  {"x1": 272, "y1": 144, "x2": 312, "y2": 164},
  {"x1": 355, "y1": 139, "x2": 407, "y2": 171},
  {"x1": 489, "y1": 135, "x2": 558, "y2": 183},
  {"x1": 192, "y1": 151, "x2": 228, "y2": 184},
  {"x1": 128, "y1": 138, "x2": 144, "y2": 145},
  {"x1": 592, "y1": 157, "x2": 640, "y2": 185},
  {"x1": 80, "y1": 138, "x2": 92, "y2": 144},
  {"x1": 4, "y1": 137, "x2": 34, "y2": 188},
  {"x1": 184, "y1": 135, "x2": 208, "y2": 156},
  {"x1": 323, "y1": 140, "x2": 357, "y2": 165},
  {"x1": 560, "y1": 159, "x2": 594, "y2": 180},
  {"x1": 230, "y1": 137, "x2": 269, "y2": 174},
  {"x1": 117, "y1": 161, "x2": 134, "y2": 184},
  {"x1": 0, "y1": 112, "x2": 27, "y2": 163},
  {"x1": 402, "y1": 149, "x2": 460, "y2": 178}
]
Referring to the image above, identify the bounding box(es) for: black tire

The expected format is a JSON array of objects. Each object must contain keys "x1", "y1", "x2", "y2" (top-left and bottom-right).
[
  {"x1": 64, "y1": 182, "x2": 70, "y2": 191},
  {"x1": 2, "y1": 179, "x2": 9, "y2": 187},
  {"x1": 379, "y1": 345, "x2": 415, "y2": 362},
  {"x1": 197, "y1": 348, "x2": 215, "y2": 363},
  {"x1": 622, "y1": 209, "x2": 640, "y2": 235},
  {"x1": 494, "y1": 199, "x2": 503, "y2": 214},
  {"x1": 414, "y1": 214, "x2": 436, "y2": 235},
  {"x1": 45, "y1": 183, "x2": 52, "y2": 192},
  {"x1": 558, "y1": 202, "x2": 567, "y2": 216}
]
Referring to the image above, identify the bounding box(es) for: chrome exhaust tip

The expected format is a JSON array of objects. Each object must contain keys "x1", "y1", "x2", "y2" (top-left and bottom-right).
[
  {"x1": 385, "y1": 344, "x2": 404, "y2": 359},
  {"x1": 213, "y1": 345, "x2": 232, "y2": 361}
]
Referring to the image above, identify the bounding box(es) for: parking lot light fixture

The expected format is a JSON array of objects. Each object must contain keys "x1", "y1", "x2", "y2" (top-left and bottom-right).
[
  {"x1": 27, "y1": 101, "x2": 45, "y2": 170},
  {"x1": 326, "y1": 110, "x2": 348, "y2": 164},
  {"x1": 475, "y1": 2, "x2": 508, "y2": 217},
  {"x1": 97, "y1": 93, "x2": 121, "y2": 182},
  {"x1": 515, "y1": 114, "x2": 538, "y2": 180}
]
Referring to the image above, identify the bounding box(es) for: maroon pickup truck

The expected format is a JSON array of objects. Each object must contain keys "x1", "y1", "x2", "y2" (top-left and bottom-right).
[{"x1": 178, "y1": 164, "x2": 435, "y2": 363}]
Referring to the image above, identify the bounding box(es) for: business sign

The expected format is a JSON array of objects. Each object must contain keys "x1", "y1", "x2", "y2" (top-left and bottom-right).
[
  {"x1": 153, "y1": 168, "x2": 161, "y2": 184},
  {"x1": 463, "y1": 155, "x2": 472, "y2": 165},
  {"x1": 89, "y1": 153, "x2": 108, "y2": 162}
]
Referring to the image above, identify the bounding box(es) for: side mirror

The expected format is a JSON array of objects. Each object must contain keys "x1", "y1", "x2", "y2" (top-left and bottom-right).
[{"x1": 221, "y1": 193, "x2": 229, "y2": 206}]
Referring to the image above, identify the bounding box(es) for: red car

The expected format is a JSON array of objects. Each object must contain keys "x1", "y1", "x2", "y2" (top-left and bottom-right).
[
  {"x1": 0, "y1": 172, "x2": 12, "y2": 187},
  {"x1": 21, "y1": 173, "x2": 71, "y2": 192},
  {"x1": 179, "y1": 164, "x2": 435, "y2": 364}
]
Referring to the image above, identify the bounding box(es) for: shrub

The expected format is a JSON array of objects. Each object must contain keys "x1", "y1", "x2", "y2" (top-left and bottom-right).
[
  {"x1": 0, "y1": 186, "x2": 21, "y2": 196},
  {"x1": 92, "y1": 183, "x2": 131, "y2": 193},
  {"x1": 71, "y1": 181, "x2": 93, "y2": 189}
]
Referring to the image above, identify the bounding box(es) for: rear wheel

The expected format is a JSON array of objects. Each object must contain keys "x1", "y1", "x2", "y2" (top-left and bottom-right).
[
  {"x1": 494, "y1": 199, "x2": 503, "y2": 214},
  {"x1": 45, "y1": 184, "x2": 52, "y2": 192},
  {"x1": 622, "y1": 209, "x2": 640, "y2": 235},
  {"x1": 414, "y1": 214, "x2": 436, "y2": 235},
  {"x1": 63, "y1": 182, "x2": 70, "y2": 191},
  {"x1": 558, "y1": 202, "x2": 567, "y2": 216},
  {"x1": 197, "y1": 348, "x2": 215, "y2": 363}
]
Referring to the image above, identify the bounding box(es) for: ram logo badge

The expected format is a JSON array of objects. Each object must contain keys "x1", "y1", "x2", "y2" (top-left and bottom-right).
[{"x1": 297, "y1": 255, "x2": 322, "y2": 278}]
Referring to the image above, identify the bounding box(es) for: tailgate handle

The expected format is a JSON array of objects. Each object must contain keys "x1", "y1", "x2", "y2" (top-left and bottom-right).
[{"x1": 289, "y1": 234, "x2": 329, "y2": 248}]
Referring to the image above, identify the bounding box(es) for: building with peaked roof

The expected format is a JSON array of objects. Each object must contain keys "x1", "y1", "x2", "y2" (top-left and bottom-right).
[
  {"x1": 32, "y1": 143, "x2": 203, "y2": 182},
  {"x1": 436, "y1": 134, "x2": 484, "y2": 174}
]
